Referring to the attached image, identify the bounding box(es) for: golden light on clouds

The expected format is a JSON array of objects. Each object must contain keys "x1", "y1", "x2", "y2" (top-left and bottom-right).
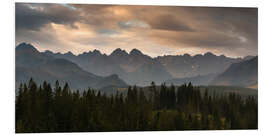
[
  {"x1": 107, "y1": 7, "x2": 130, "y2": 17},
  {"x1": 16, "y1": 3, "x2": 258, "y2": 58}
]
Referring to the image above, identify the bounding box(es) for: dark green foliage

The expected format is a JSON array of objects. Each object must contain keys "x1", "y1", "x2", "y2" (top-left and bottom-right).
[{"x1": 15, "y1": 79, "x2": 258, "y2": 133}]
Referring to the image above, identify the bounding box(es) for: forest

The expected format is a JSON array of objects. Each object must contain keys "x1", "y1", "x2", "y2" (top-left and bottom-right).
[{"x1": 15, "y1": 79, "x2": 257, "y2": 133}]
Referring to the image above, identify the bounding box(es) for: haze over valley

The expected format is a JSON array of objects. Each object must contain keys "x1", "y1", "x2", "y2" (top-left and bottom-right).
[{"x1": 16, "y1": 42, "x2": 258, "y2": 91}]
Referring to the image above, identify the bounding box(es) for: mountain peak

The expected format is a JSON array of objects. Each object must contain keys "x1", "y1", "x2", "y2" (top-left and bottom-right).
[
  {"x1": 93, "y1": 49, "x2": 101, "y2": 54},
  {"x1": 183, "y1": 53, "x2": 191, "y2": 58},
  {"x1": 204, "y1": 52, "x2": 215, "y2": 57},
  {"x1": 80, "y1": 49, "x2": 102, "y2": 56},
  {"x1": 44, "y1": 50, "x2": 53, "y2": 53},
  {"x1": 130, "y1": 48, "x2": 143, "y2": 55},
  {"x1": 44, "y1": 50, "x2": 54, "y2": 56},
  {"x1": 16, "y1": 42, "x2": 38, "y2": 52},
  {"x1": 243, "y1": 55, "x2": 255, "y2": 61},
  {"x1": 110, "y1": 48, "x2": 128, "y2": 56},
  {"x1": 64, "y1": 51, "x2": 75, "y2": 56}
]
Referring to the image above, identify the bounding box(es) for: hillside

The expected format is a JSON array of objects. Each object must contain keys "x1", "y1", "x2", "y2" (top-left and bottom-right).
[
  {"x1": 210, "y1": 56, "x2": 258, "y2": 87},
  {"x1": 45, "y1": 48, "x2": 245, "y2": 86},
  {"x1": 16, "y1": 43, "x2": 128, "y2": 90}
]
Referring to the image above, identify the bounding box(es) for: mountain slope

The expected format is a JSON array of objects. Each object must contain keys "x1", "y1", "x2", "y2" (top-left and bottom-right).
[
  {"x1": 16, "y1": 43, "x2": 128, "y2": 90},
  {"x1": 156, "y1": 53, "x2": 242, "y2": 78},
  {"x1": 45, "y1": 48, "x2": 172, "y2": 86},
  {"x1": 45, "y1": 48, "x2": 245, "y2": 86},
  {"x1": 210, "y1": 56, "x2": 258, "y2": 87},
  {"x1": 165, "y1": 73, "x2": 217, "y2": 86}
]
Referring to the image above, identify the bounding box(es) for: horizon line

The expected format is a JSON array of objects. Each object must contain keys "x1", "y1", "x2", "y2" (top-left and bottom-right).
[{"x1": 16, "y1": 42, "x2": 256, "y2": 59}]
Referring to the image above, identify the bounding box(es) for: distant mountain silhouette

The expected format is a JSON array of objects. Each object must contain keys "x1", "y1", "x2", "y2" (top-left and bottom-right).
[
  {"x1": 45, "y1": 48, "x2": 172, "y2": 85},
  {"x1": 44, "y1": 48, "x2": 248, "y2": 86},
  {"x1": 210, "y1": 56, "x2": 258, "y2": 87},
  {"x1": 45, "y1": 48, "x2": 247, "y2": 86},
  {"x1": 156, "y1": 52, "x2": 243, "y2": 78},
  {"x1": 17, "y1": 42, "x2": 257, "y2": 87},
  {"x1": 16, "y1": 43, "x2": 128, "y2": 90}
]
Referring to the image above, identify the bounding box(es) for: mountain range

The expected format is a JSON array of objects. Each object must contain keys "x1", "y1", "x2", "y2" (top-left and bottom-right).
[
  {"x1": 44, "y1": 46, "x2": 255, "y2": 86},
  {"x1": 44, "y1": 48, "x2": 172, "y2": 85},
  {"x1": 210, "y1": 56, "x2": 258, "y2": 88},
  {"x1": 165, "y1": 56, "x2": 258, "y2": 88},
  {"x1": 16, "y1": 43, "x2": 128, "y2": 90},
  {"x1": 16, "y1": 42, "x2": 258, "y2": 90}
]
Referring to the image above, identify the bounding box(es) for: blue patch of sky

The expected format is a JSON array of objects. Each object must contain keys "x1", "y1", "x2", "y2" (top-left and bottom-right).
[
  {"x1": 118, "y1": 20, "x2": 150, "y2": 29},
  {"x1": 60, "y1": 4, "x2": 77, "y2": 10},
  {"x1": 97, "y1": 29, "x2": 121, "y2": 36}
]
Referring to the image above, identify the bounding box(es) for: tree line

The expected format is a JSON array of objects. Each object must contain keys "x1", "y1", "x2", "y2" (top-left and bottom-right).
[{"x1": 16, "y1": 79, "x2": 257, "y2": 132}]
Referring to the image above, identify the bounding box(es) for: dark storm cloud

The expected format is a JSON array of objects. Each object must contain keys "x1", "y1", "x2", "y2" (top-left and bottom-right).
[
  {"x1": 15, "y1": 3, "x2": 80, "y2": 31},
  {"x1": 193, "y1": 7, "x2": 258, "y2": 44},
  {"x1": 15, "y1": 4, "x2": 258, "y2": 57},
  {"x1": 145, "y1": 7, "x2": 257, "y2": 56},
  {"x1": 16, "y1": 26, "x2": 61, "y2": 48}
]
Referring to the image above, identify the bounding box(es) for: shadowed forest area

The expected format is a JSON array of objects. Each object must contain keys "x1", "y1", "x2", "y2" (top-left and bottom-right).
[{"x1": 16, "y1": 79, "x2": 257, "y2": 133}]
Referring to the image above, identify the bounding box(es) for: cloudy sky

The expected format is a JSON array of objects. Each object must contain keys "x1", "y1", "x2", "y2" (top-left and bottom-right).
[{"x1": 15, "y1": 3, "x2": 257, "y2": 58}]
